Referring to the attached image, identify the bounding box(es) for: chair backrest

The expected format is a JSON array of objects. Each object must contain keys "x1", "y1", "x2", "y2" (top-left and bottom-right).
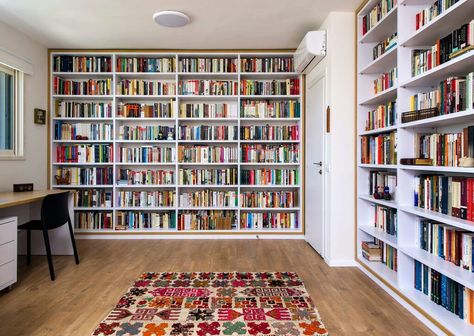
[{"x1": 41, "y1": 192, "x2": 71, "y2": 230}]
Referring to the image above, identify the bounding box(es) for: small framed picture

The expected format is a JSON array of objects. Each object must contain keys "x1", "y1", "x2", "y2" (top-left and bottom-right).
[{"x1": 34, "y1": 108, "x2": 46, "y2": 125}]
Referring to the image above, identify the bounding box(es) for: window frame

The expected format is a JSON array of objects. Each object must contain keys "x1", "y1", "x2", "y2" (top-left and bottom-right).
[{"x1": 0, "y1": 62, "x2": 24, "y2": 160}]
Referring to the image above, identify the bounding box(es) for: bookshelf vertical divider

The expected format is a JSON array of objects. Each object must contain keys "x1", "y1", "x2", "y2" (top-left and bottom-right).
[
  {"x1": 357, "y1": 1, "x2": 474, "y2": 335},
  {"x1": 49, "y1": 50, "x2": 303, "y2": 235}
]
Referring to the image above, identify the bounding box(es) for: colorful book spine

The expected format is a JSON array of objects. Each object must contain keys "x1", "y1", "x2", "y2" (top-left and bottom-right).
[
  {"x1": 179, "y1": 190, "x2": 238, "y2": 208},
  {"x1": 55, "y1": 101, "x2": 112, "y2": 118},
  {"x1": 117, "y1": 190, "x2": 175, "y2": 208},
  {"x1": 117, "y1": 169, "x2": 174, "y2": 186},
  {"x1": 116, "y1": 80, "x2": 176, "y2": 95},
  {"x1": 54, "y1": 167, "x2": 113, "y2": 185},
  {"x1": 119, "y1": 146, "x2": 176, "y2": 163},
  {"x1": 177, "y1": 210, "x2": 236, "y2": 230},
  {"x1": 240, "y1": 212, "x2": 298, "y2": 229},
  {"x1": 178, "y1": 125, "x2": 238, "y2": 141},
  {"x1": 241, "y1": 100, "x2": 300, "y2": 118},
  {"x1": 73, "y1": 190, "x2": 112, "y2": 207},
  {"x1": 373, "y1": 68, "x2": 397, "y2": 94},
  {"x1": 53, "y1": 56, "x2": 112, "y2": 72},
  {"x1": 373, "y1": 33, "x2": 397, "y2": 60},
  {"x1": 179, "y1": 103, "x2": 238, "y2": 118},
  {"x1": 116, "y1": 211, "x2": 176, "y2": 230},
  {"x1": 116, "y1": 57, "x2": 175, "y2": 73},
  {"x1": 240, "y1": 125, "x2": 299, "y2": 141},
  {"x1": 54, "y1": 122, "x2": 113, "y2": 140},
  {"x1": 416, "y1": 1, "x2": 461, "y2": 30},
  {"x1": 240, "y1": 79, "x2": 300, "y2": 96},
  {"x1": 241, "y1": 144, "x2": 299, "y2": 163},
  {"x1": 178, "y1": 80, "x2": 238, "y2": 95},
  {"x1": 240, "y1": 57, "x2": 294, "y2": 72},
  {"x1": 117, "y1": 102, "x2": 174, "y2": 118},
  {"x1": 360, "y1": 131, "x2": 397, "y2": 165},
  {"x1": 53, "y1": 77, "x2": 112, "y2": 95},
  {"x1": 369, "y1": 171, "x2": 397, "y2": 198},
  {"x1": 178, "y1": 168, "x2": 238, "y2": 186},
  {"x1": 119, "y1": 125, "x2": 175, "y2": 141},
  {"x1": 240, "y1": 191, "x2": 298, "y2": 208},
  {"x1": 365, "y1": 101, "x2": 396, "y2": 131},
  {"x1": 362, "y1": 0, "x2": 397, "y2": 35},
  {"x1": 75, "y1": 211, "x2": 113, "y2": 230},
  {"x1": 56, "y1": 144, "x2": 113, "y2": 163},
  {"x1": 241, "y1": 169, "x2": 299, "y2": 185},
  {"x1": 178, "y1": 145, "x2": 238, "y2": 163},
  {"x1": 179, "y1": 57, "x2": 237, "y2": 73},
  {"x1": 372, "y1": 205, "x2": 397, "y2": 236}
]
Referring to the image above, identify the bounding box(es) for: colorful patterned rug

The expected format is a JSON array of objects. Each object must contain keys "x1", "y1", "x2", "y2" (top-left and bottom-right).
[{"x1": 92, "y1": 272, "x2": 328, "y2": 336}]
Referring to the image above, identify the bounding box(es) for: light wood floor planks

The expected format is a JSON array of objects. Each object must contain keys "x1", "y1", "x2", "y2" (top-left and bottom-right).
[{"x1": 0, "y1": 240, "x2": 434, "y2": 336}]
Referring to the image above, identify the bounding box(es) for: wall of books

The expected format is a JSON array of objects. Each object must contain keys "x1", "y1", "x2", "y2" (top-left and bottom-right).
[
  {"x1": 50, "y1": 52, "x2": 302, "y2": 234},
  {"x1": 357, "y1": 0, "x2": 474, "y2": 334}
]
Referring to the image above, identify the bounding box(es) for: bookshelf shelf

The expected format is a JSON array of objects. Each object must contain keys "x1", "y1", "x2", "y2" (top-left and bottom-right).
[
  {"x1": 52, "y1": 185, "x2": 112, "y2": 188},
  {"x1": 400, "y1": 50, "x2": 474, "y2": 88},
  {"x1": 240, "y1": 185, "x2": 299, "y2": 189},
  {"x1": 359, "y1": 5, "x2": 398, "y2": 43},
  {"x1": 358, "y1": 86, "x2": 397, "y2": 106},
  {"x1": 359, "y1": 226, "x2": 397, "y2": 248},
  {"x1": 400, "y1": 0, "x2": 474, "y2": 47},
  {"x1": 399, "y1": 246, "x2": 474, "y2": 290},
  {"x1": 358, "y1": 1, "x2": 474, "y2": 332},
  {"x1": 359, "y1": 46, "x2": 397, "y2": 75},
  {"x1": 399, "y1": 109, "x2": 474, "y2": 129},
  {"x1": 50, "y1": 51, "x2": 302, "y2": 235}
]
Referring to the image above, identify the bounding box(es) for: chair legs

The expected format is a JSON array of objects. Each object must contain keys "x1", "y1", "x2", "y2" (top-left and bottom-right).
[
  {"x1": 26, "y1": 230, "x2": 31, "y2": 266},
  {"x1": 41, "y1": 228, "x2": 55, "y2": 281},
  {"x1": 67, "y1": 220, "x2": 80, "y2": 265}
]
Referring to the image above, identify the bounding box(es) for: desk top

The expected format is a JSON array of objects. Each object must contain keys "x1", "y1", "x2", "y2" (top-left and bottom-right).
[{"x1": 0, "y1": 190, "x2": 68, "y2": 209}]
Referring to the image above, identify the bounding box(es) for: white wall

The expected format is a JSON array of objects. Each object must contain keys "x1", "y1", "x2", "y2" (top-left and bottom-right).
[
  {"x1": 307, "y1": 12, "x2": 356, "y2": 266},
  {"x1": 0, "y1": 21, "x2": 48, "y2": 191}
]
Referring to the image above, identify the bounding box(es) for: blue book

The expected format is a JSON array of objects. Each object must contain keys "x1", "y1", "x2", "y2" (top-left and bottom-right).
[
  {"x1": 441, "y1": 274, "x2": 447, "y2": 309},
  {"x1": 422, "y1": 265, "x2": 429, "y2": 295}
]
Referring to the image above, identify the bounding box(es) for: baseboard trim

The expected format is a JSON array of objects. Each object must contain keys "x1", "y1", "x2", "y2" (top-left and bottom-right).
[
  {"x1": 358, "y1": 264, "x2": 446, "y2": 336},
  {"x1": 326, "y1": 259, "x2": 358, "y2": 267},
  {"x1": 76, "y1": 234, "x2": 306, "y2": 240}
]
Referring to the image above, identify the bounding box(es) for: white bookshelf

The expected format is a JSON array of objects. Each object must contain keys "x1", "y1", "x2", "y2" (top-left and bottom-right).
[
  {"x1": 357, "y1": 1, "x2": 474, "y2": 334},
  {"x1": 50, "y1": 51, "x2": 302, "y2": 235}
]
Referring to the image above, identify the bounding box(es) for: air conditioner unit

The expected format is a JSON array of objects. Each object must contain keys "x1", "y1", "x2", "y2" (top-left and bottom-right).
[{"x1": 295, "y1": 31, "x2": 326, "y2": 73}]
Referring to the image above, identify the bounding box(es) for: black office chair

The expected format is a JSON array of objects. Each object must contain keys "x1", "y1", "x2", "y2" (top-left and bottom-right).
[{"x1": 18, "y1": 192, "x2": 79, "y2": 281}]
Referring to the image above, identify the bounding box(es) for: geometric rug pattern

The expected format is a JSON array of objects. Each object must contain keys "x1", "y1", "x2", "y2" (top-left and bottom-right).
[{"x1": 92, "y1": 272, "x2": 328, "y2": 335}]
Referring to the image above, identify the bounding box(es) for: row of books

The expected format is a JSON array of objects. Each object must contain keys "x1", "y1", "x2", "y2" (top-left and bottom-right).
[
  {"x1": 241, "y1": 169, "x2": 299, "y2": 186},
  {"x1": 56, "y1": 144, "x2": 113, "y2": 163},
  {"x1": 73, "y1": 190, "x2": 112, "y2": 208},
  {"x1": 364, "y1": 101, "x2": 396, "y2": 131},
  {"x1": 419, "y1": 220, "x2": 474, "y2": 272},
  {"x1": 119, "y1": 146, "x2": 176, "y2": 163},
  {"x1": 240, "y1": 212, "x2": 298, "y2": 230},
  {"x1": 177, "y1": 211, "x2": 236, "y2": 231},
  {"x1": 240, "y1": 79, "x2": 300, "y2": 96},
  {"x1": 178, "y1": 125, "x2": 238, "y2": 141},
  {"x1": 369, "y1": 171, "x2": 397, "y2": 198},
  {"x1": 241, "y1": 144, "x2": 299, "y2": 163},
  {"x1": 55, "y1": 101, "x2": 112, "y2": 118},
  {"x1": 360, "y1": 132, "x2": 397, "y2": 165},
  {"x1": 53, "y1": 56, "x2": 112, "y2": 73},
  {"x1": 117, "y1": 102, "x2": 174, "y2": 118},
  {"x1": 118, "y1": 125, "x2": 175, "y2": 141},
  {"x1": 412, "y1": 21, "x2": 474, "y2": 77},
  {"x1": 362, "y1": 240, "x2": 398, "y2": 271},
  {"x1": 361, "y1": 0, "x2": 397, "y2": 35},
  {"x1": 415, "y1": 126, "x2": 474, "y2": 166},
  {"x1": 414, "y1": 175, "x2": 474, "y2": 221},
  {"x1": 116, "y1": 57, "x2": 175, "y2": 73},
  {"x1": 55, "y1": 167, "x2": 113, "y2": 186},
  {"x1": 241, "y1": 100, "x2": 300, "y2": 118},
  {"x1": 117, "y1": 169, "x2": 174, "y2": 186},
  {"x1": 240, "y1": 125, "x2": 299, "y2": 141},
  {"x1": 178, "y1": 168, "x2": 237, "y2": 186},
  {"x1": 179, "y1": 80, "x2": 238, "y2": 96},
  {"x1": 54, "y1": 122, "x2": 113, "y2": 141},
  {"x1": 117, "y1": 190, "x2": 175, "y2": 208},
  {"x1": 53, "y1": 77, "x2": 112, "y2": 96},
  {"x1": 179, "y1": 103, "x2": 238, "y2": 119},
  {"x1": 178, "y1": 145, "x2": 238, "y2": 163},
  {"x1": 179, "y1": 190, "x2": 238, "y2": 208},
  {"x1": 116, "y1": 80, "x2": 176, "y2": 96},
  {"x1": 240, "y1": 57, "x2": 294, "y2": 73},
  {"x1": 373, "y1": 68, "x2": 397, "y2": 95},
  {"x1": 179, "y1": 58, "x2": 237, "y2": 73},
  {"x1": 415, "y1": 0, "x2": 460, "y2": 31},
  {"x1": 373, "y1": 33, "x2": 397, "y2": 61},
  {"x1": 240, "y1": 191, "x2": 297, "y2": 208},
  {"x1": 414, "y1": 261, "x2": 473, "y2": 324},
  {"x1": 361, "y1": 240, "x2": 382, "y2": 261},
  {"x1": 405, "y1": 74, "x2": 473, "y2": 122},
  {"x1": 372, "y1": 204, "x2": 397, "y2": 236},
  {"x1": 75, "y1": 211, "x2": 113, "y2": 230},
  {"x1": 116, "y1": 211, "x2": 176, "y2": 230}
]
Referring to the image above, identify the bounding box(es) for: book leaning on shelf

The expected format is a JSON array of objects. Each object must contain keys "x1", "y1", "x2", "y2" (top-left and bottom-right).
[
  {"x1": 419, "y1": 219, "x2": 474, "y2": 272},
  {"x1": 373, "y1": 68, "x2": 397, "y2": 95},
  {"x1": 55, "y1": 101, "x2": 112, "y2": 118},
  {"x1": 365, "y1": 101, "x2": 396, "y2": 131},
  {"x1": 372, "y1": 204, "x2": 397, "y2": 236},
  {"x1": 360, "y1": 131, "x2": 397, "y2": 165},
  {"x1": 373, "y1": 33, "x2": 397, "y2": 61},
  {"x1": 414, "y1": 260, "x2": 474, "y2": 324},
  {"x1": 414, "y1": 175, "x2": 474, "y2": 221}
]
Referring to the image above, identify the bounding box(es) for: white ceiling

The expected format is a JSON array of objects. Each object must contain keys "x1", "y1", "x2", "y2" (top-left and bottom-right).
[{"x1": 0, "y1": 0, "x2": 359, "y2": 49}]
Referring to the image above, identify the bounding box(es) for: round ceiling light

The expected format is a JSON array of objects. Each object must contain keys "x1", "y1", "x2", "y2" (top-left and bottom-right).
[{"x1": 153, "y1": 11, "x2": 190, "y2": 27}]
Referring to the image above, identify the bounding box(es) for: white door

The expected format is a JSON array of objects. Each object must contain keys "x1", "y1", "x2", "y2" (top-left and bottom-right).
[{"x1": 305, "y1": 75, "x2": 326, "y2": 257}]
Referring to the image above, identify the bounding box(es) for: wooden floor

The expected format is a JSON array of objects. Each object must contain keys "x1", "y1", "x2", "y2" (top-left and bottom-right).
[{"x1": 0, "y1": 240, "x2": 433, "y2": 336}]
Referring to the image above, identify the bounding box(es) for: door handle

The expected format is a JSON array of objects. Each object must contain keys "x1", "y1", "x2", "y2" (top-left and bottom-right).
[
  {"x1": 318, "y1": 169, "x2": 322, "y2": 175},
  {"x1": 313, "y1": 161, "x2": 323, "y2": 166}
]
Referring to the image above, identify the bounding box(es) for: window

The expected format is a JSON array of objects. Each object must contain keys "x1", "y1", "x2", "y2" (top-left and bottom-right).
[{"x1": 0, "y1": 63, "x2": 23, "y2": 158}]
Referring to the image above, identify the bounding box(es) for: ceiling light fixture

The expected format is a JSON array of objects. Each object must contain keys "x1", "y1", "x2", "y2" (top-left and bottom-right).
[{"x1": 153, "y1": 11, "x2": 190, "y2": 27}]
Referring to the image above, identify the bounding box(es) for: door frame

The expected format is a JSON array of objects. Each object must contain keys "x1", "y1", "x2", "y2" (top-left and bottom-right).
[{"x1": 305, "y1": 65, "x2": 329, "y2": 260}]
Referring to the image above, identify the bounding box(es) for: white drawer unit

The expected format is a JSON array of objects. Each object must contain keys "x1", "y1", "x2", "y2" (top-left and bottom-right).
[{"x1": 0, "y1": 217, "x2": 17, "y2": 291}]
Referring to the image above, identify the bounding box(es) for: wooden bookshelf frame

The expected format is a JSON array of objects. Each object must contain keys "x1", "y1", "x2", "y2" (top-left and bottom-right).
[
  {"x1": 47, "y1": 49, "x2": 305, "y2": 236},
  {"x1": 355, "y1": 1, "x2": 474, "y2": 335}
]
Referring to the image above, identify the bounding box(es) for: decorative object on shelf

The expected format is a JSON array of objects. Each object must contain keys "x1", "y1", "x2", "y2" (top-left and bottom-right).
[
  {"x1": 373, "y1": 186, "x2": 391, "y2": 200},
  {"x1": 55, "y1": 171, "x2": 70, "y2": 185},
  {"x1": 34, "y1": 108, "x2": 46, "y2": 125},
  {"x1": 92, "y1": 271, "x2": 328, "y2": 336},
  {"x1": 167, "y1": 131, "x2": 174, "y2": 140},
  {"x1": 459, "y1": 157, "x2": 474, "y2": 167},
  {"x1": 75, "y1": 135, "x2": 89, "y2": 140},
  {"x1": 158, "y1": 131, "x2": 164, "y2": 140}
]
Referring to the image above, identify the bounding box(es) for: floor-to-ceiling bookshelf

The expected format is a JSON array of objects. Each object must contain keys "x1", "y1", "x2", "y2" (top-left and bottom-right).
[
  {"x1": 357, "y1": 0, "x2": 474, "y2": 334},
  {"x1": 49, "y1": 51, "x2": 303, "y2": 235}
]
